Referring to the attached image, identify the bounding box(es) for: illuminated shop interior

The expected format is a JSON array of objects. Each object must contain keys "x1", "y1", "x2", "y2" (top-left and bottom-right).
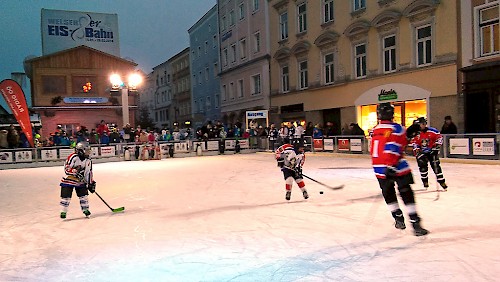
[{"x1": 359, "y1": 99, "x2": 427, "y2": 135}]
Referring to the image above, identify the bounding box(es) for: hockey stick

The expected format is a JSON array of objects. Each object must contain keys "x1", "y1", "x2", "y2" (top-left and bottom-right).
[
  {"x1": 302, "y1": 174, "x2": 344, "y2": 190},
  {"x1": 94, "y1": 192, "x2": 125, "y2": 213}
]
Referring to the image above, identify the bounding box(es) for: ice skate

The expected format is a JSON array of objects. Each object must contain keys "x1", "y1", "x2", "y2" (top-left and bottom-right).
[
  {"x1": 422, "y1": 180, "x2": 429, "y2": 189},
  {"x1": 285, "y1": 191, "x2": 291, "y2": 201},
  {"x1": 394, "y1": 218, "x2": 406, "y2": 230},
  {"x1": 83, "y1": 209, "x2": 91, "y2": 218},
  {"x1": 60, "y1": 212, "x2": 66, "y2": 219},
  {"x1": 412, "y1": 221, "x2": 429, "y2": 236},
  {"x1": 439, "y1": 182, "x2": 448, "y2": 191},
  {"x1": 302, "y1": 190, "x2": 309, "y2": 199}
]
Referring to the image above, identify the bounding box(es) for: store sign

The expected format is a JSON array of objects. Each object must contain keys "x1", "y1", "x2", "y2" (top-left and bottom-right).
[
  {"x1": 472, "y1": 138, "x2": 495, "y2": 156},
  {"x1": 313, "y1": 139, "x2": 324, "y2": 151},
  {"x1": 100, "y1": 146, "x2": 116, "y2": 157},
  {"x1": 0, "y1": 152, "x2": 13, "y2": 163},
  {"x1": 14, "y1": 151, "x2": 32, "y2": 162},
  {"x1": 59, "y1": 148, "x2": 74, "y2": 159},
  {"x1": 350, "y1": 139, "x2": 363, "y2": 152},
  {"x1": 63, "y1": 97, "x2": 108, "y2": 103},
  {"x1": 378, "y1": 89, "x2": 398, "y2": 101},
  {"x1": 239, "y1": 139, "x2": 250, "y2": 149},
  {"x1": 207, "y1": 141, "x2": 219, "y2": 151},
  {"x1": 449, "y1": 138, "x2": 469, "y2": 155},
  {"x1": 41, "y1": 149, "x2": 58, "y2": 160},
  {"x1": 174, "y1": 142, "x2": 189, "y2": 153}
]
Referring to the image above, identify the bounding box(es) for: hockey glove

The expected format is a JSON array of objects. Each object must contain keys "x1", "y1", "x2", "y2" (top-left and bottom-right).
[
  {"x1": 87, "y1": 181, "x2": 96, "y2": 193},
  {"x1": 76, "y1": 171, "x2": 85, "y2": 182},
  {"x1": 431, "y1": 146, "x2": 441, "y2": 155},
  {"x1": 384, "y1": 166, "x2": 398, "y2": 179},
  {"x1": 277, "y1": 157, "x2": 285, "y2": 168},
  {"x1": 294, "y1": 166, "x2": 303, "y2": 177}
]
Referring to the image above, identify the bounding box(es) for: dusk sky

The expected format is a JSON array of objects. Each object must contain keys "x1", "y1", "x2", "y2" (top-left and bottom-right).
[{"x1": 0, "y1": 0, "x2": 216, "y2": 111}]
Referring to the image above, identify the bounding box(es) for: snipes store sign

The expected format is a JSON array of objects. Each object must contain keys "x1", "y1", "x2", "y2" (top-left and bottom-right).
[{"x1": 41, "y1": 9, "x2": 120, "y2": 56}]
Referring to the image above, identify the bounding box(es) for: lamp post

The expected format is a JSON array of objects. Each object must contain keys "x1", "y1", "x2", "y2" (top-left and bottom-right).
[{"x1": 110, "y1": 73, "x2": 142, "y2": 128}]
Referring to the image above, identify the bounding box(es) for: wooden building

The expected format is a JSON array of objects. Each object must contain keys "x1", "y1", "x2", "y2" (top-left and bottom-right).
[{"x1": 27, "y1": 45, "x2": 138, "y2": 139}]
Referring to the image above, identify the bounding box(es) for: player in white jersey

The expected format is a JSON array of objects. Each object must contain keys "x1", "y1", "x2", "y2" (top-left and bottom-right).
[
  {"x1": 59, "y1": 141, "x2": 96, "y2": 219},
  {"x1": 275, "y1": 142, "x2": 308, "y2": 201}
]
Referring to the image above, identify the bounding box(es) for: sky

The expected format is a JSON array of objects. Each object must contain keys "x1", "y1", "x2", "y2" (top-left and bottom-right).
[
  {"x1": 0, "y1": 0, "x2": 217, "y2": 111},
  {"x1": 1, "y1": 153, "x2": 499, "y2": 281}
]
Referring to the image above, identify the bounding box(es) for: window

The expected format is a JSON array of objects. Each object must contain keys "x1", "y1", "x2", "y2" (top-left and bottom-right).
[
  {"x1": 281, "y1": 65, "x2": 289, "y2": 93},
  {"x1": 222, "y1": 84, "x2": 227, "y2": 101},
  {"x1": 205, "y1": 41, "x2": 208, "y2": 54},
  {"x1": 230, "y1": 44, "x2": 237, "y2": 63},
  {"x1": 198, "y1": 46, "x2": 201, "y2": 57},
  {"x1": 205, "y1": 67, "x2": 209, "y2": 81},
  {"x1": 214, "y1": 62, "x2": 218, "y2": 77},
  {"x1": 253, "y1": 0, "x2": 259, "y2": 12},
  {"x1": 280, "y1": 12, "x2": 288, "y2": 40},
  {"x1": 324, "y1": 53, "x2": 334, "y2": 84},
  {"x1": 253, "y1": 32, "x2": 261, "y2": 52},
  {"x1": 416, "y1": 25, "x2": 432, "y2": 66},
  {"x1": 239, "y1": 3, "x2": 245, "y2": 20},
  {"x1": 323, "y1": 0, "x2": 334, "y2": 24},
  {"x1": 353, "y1": 0, "x2": 366, "y2": 11},
  {"x1": 240, "y1": 38, "x2": 247, "y2": 59},
  {"x1": 298, "y1": 60, "x2": 308, "y2": 89},
  {"x1": 229, "y1": 10, "x2": 235, "y2": 26},
  {"x1": 198, "y1": 71, "x2": 202, "y2": 85},
  {"x1": 206, "y1": 96, "x2": 211, "y2": 111},
  {"x1": 476, "y1": 3, "x2": 499, "y2": 56},
  {"x1": 238, "y1": 79, "x2": 244, "y2": 98},
  {"x1": 221, "y1": 16, "x2": 226, "y2": 31},
  {"x1": 230, "y1": 82, "x2": 235, "y2": 100},
  {"x1": 213, "y1": 34, "x2": 217, "y2": 48},
  {"x1": 42, "y1": 75, "x2": 66, "y2": 94},
  {"x1": 215, "y1": 94, "x2": 219, "y2": 108},
  {"x1": 223, "y1": 48, "x2": 228, "y2": 66},
  {"x1": 194, "y1": 100, "x2": 198, "y2": 113},
  {"x1": 297, "y1": 3, "x2": 307, "y2": 33},
  {"x1": 355, "y1": 43, "x2": 367, "y2": 78},
  {"x1": 383, "y1": 35, "x2": 396, "y2": 73},
  {"x1": 251, "y1": 74, "x2": 261, "y2": 95}
]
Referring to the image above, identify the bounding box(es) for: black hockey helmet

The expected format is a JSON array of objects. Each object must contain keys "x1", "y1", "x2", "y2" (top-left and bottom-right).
[
  {"x1": 75, "y1": 141, "x2": 91, "y2": 158},
  {"x1": 417, "y1": 117, "x2": 427, "y2": 124},
  {"x1": 376, "y1": 103, "x2": 394, "y2": 120}
]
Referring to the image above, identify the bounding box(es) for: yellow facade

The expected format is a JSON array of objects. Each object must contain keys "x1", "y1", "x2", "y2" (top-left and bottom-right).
[{"x1": 268, "y1": 0, "x2": 459, "y2": 134}]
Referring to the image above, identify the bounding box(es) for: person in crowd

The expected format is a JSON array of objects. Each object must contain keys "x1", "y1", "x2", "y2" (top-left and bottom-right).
[
  {"x1": 59, "y1": 141, "x2": 96, "y2": 219},
  {"x1": 59, "y1": 132, "x2": 71, "y2": 146},
  {"x1": 242, "y1": 129, "x2": 251, "y2": 138},
  {"x1": 0, "y1": 127, "x2": 8, "y2": 148},
  {"x1": 441, "y1": 115, "x2": 458, "y2": 134},
  {"x1": 370, "y1": 102, "x2": 428, "y2": 236},
  {"x1": 109, "y1": 128, "x2": 121, "y2": 143},
  {"x1": 88, "y1": 128, "x2": 99, "y2": 144},
  {"x1": 278, "y1": 123, "x2": 289, "y2": 145},
  {"x1": 100, "y1": 131, "x2": 110, "y2": 145},
  {"x1": 268, "y1": 123, "x2": 278, "y2": 150},
  {"x1": 96, "y1": 120, "x2": 110, "y2": 137},
  {"x1": 304, "y1": 122, "x2": 314, "y2": 136},
  {"x1": 275, "y1": 141, "x2": 308, "y2": 201},
  {"x1": 312, "y1": 124, "x2": 323, "y2": 139},
  {"x1": 324, "y1": 122, "x2": 335, "y2": 137},
  {"x1": 349, "y1": 123, "x2": 365, "y2": 136},
  {"x1": 293, "y1": 121, "x2": 305, "y2": 144},
  {"x1": 411, "y1": 117, "x2": 448, "y2": 190}
]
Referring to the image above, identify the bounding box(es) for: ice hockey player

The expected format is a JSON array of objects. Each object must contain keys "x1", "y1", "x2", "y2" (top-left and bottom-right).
[
  {"x1": 411, "y1": 117, "x2": 447, "y2": 190},
  {"x1": 59, "y1": 141, "x2": 96, "y2": 219},
  {"x1": 370, "y1": 103, "x2": 428, "y2": 236},
  {"x1": 275, "y1": 142, "x2": 308, "y2": 201}
]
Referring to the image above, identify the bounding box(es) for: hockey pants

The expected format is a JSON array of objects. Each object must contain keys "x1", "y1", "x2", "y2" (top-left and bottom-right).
[
  {"x1": 60, "y1": 186, "x2": 89, "y2": 212},
  {"x1": 417, "y1": 153, "x2": 445, "y2": 184}
]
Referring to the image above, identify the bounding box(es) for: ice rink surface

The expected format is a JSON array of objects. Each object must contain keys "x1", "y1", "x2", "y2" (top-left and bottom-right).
[{"x1": 1, "y1": 153, "x2": 499, "y2": 282}]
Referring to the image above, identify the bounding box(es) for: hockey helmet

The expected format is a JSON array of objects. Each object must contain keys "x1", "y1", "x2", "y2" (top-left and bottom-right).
[
  {"x1": 376, "y1": 103, "x2": 394, "y2": 121},
  {"x1": 75, "y1": 141, "x2": 92, "y2": 158},
  {"x1": 417, "y1": 117, "x2": 427, "y2": 124}
]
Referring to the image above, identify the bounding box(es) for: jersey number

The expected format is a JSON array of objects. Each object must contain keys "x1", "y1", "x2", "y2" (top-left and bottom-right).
[{"x1": 372, "y1": 140, "x2": 379, "y2": 158}]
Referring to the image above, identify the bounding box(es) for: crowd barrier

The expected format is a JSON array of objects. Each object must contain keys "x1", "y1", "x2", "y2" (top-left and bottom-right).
[{"x1": 1, "y1": 134, "x2": 498, "y2": 168}]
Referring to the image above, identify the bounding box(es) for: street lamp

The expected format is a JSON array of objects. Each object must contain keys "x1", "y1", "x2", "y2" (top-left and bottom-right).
[{"x1": 110, "y1": 73, "x2": 142, "y2": 128}]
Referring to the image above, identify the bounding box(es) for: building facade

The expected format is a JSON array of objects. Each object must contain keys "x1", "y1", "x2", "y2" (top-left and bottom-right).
[
  {"x1": 169, "y1": 47, "x2": 192, "y2": 128},
  {"x1": 218, "y1": 0, "x2": 271, "y2": 128},
  {"x1": 27, "y1": 46, "x2": 138, "y2": 139},
  {"x1": 189, "y1": 5, "x2": 221, "y2": 129},
  {"x1": 268, "y1": 0, "x2": 459, "y2": 134},
  {"x1": 151, "y1": 61, "x2": 173, "y2": 129},
  {"x1": 459, "y1": 0, "x2": 499, "y2": 133},
  {"x1": 139, "y1": 71, "x2": 156, "y2": 128}
]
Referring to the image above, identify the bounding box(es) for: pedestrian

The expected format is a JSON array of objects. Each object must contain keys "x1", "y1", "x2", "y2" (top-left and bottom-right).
[
  {"x1": 268, "y1": 123, "x2": 278, "y2": 150},
  {"x1": 441, "y1": 115, "x2": 457, "y2": 134},
  {"x1": 411, "y1": 117, "x2": 448, "y2": 190},
  {"x1": 59, "y1": 141, "x2": 96, "y2": 219},
  {"x1": 275, "y1": 142, "x2": 309, "y2": 201},
  {"x1": 370, "y1": 103, "x2": 428, "y2": 236}
]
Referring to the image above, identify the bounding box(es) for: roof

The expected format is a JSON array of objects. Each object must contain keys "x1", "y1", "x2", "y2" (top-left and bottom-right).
[{"x1": 25, "y1": 45, "x2": 137, "y2": 66}]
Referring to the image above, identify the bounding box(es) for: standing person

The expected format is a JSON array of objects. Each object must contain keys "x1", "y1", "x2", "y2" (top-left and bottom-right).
[
  {"x1": 268, "y1": 123, "x2": 278, "y2": 150},
  {"x1": 59, "y1": 141, "x2": 96, "y2": 219},
  {"x1": 411, "y1": 117, "x2": 448, "y2": 190},
  {"x1": 275, "y1": 142, "x2": 309, "y2": 201},
  {"x1": 370, "y1": 103, "x2": 428, "y2": 236},
  {"x1": 441, "y1": 115, "x2": 457, "y2": 134},
  {"x1": 96, "y1": 120, "x2": 110, "y2": 137},
  {"x1": 278, "y1": 123, "x2": 289, "y2": 145}
]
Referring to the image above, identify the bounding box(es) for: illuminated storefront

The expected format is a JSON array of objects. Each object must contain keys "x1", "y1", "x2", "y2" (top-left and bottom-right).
[{"x1": 355, "y1": 83, "x2": 431, "y2": 134}]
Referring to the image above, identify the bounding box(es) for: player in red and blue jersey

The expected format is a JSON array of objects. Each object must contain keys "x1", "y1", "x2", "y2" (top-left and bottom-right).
[{"x1": 370, "y1": 102, "x2": 428, "y2": 236}]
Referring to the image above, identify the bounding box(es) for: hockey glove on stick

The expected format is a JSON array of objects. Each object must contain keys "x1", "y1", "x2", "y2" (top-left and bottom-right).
[{"x1": 87, "y1": 181, "x2": 96, "y2": 193}]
